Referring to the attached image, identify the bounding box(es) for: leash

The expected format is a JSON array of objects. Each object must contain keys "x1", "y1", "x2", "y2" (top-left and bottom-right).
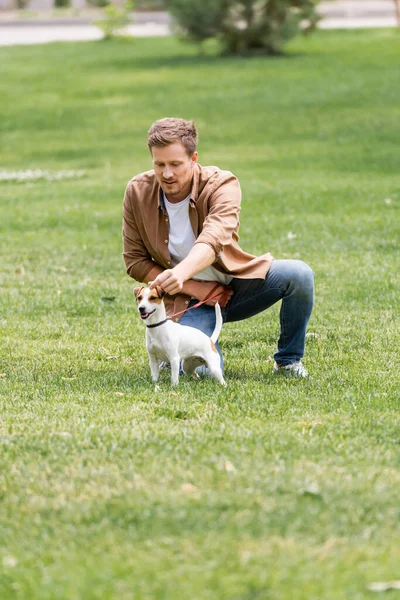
[
  {"x1": 145, "y1": 285, "x2": 230, "y2": 327},
  {"x1": 168, "y1": 283, "x2": 227, "y2": 320}
]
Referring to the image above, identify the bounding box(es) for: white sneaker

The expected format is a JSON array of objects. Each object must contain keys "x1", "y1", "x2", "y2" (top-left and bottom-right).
[{"x1": 273, "y1": 361, "x2": 308, "y2": 378}]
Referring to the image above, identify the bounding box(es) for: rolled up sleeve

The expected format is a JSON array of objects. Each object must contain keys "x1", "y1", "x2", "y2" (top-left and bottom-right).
[
  {"x1": 122, "y1": 184, "x2": 155, "y2": 282},
  {"x1": 194, "y1": 176, "x2": 241, "y2": 257}
]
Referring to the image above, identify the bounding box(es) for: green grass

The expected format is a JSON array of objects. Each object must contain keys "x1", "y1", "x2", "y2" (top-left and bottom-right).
[{"x1": 0, "y1": 30, "x2": 399, "y2": 599}]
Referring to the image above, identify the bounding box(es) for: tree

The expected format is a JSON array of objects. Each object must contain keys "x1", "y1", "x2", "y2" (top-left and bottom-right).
[{"x1": 168, "y1": 0, "x2": 321, "y2": 55}]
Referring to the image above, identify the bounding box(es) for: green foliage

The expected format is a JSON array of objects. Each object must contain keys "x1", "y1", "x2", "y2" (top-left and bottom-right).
[
  {"x1": 169, "y1": 0, "x2": 321, "y2": 54},
  {"x1": 168, "y1": 0, "x2": 225, "y2": 42},
  {"x1": 87, "y1": 0, "x2": 110, "y2": 9},
  {"x1": 0, "y1": 31, "x2": 400, "y2": 599},
  {"x1": 94, "y1": 1, "x2": 134, "y2": 40},
  {"x1": 54, "y1": 0, "x2": 70, "y2": 7},
  {"x1": 14, "y1": 0, "x2": 30, "y2": 8}
]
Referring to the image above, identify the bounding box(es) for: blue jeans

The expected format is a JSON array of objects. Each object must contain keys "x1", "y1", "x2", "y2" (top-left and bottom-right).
[{"x1": 178, "y1": 260, "x2": 314, "y2": 369}]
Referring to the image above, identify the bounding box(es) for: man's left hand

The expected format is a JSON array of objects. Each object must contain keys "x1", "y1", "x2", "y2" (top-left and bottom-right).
[{"x1": 149, "y1": 269, "x2": 183, "y2": 295}]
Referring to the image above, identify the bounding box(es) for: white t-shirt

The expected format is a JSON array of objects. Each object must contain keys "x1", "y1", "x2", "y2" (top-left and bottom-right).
[{"x1": 164, "y1": 193, "x2": 232, "y2": 285}]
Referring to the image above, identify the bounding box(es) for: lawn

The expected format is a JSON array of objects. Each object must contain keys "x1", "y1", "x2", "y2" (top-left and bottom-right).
[{"x1": 0, "y1": 29, "x2": 399, "y2": 599}]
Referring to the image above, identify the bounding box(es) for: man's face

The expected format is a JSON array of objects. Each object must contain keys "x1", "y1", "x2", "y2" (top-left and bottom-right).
[{"x1": 151, "y1": 142, "x2": 198, "y2": 203}]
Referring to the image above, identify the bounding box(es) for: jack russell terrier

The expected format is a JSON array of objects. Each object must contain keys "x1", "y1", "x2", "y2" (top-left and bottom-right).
[{"x1": 134, "y1": 286, "x2": 226, "y2": 386}]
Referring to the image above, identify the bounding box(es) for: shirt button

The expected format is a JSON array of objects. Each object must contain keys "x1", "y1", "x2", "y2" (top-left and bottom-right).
[
  {"x1": 164, "y1": 239, "x2": 168, "y2": 244},
  {"x1": 165, "y1": 218, "x2": 169, "y2": 222},
  {"x1": 185, "y1": 301, "x2": 189, "y2": 305},
  {"x1": 175, "y1": 318, "x2": 179, "y2": 322},
  {"x1": 167, "y1": 261, "x2": 171, "y2": 265}
]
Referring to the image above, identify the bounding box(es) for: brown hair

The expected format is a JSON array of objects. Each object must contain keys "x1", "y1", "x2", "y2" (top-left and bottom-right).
[{"x1": 147, "y1": 117, "x2": 198, "y2": 156}]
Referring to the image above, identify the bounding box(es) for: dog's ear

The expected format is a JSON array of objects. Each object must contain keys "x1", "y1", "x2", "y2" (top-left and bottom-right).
[
  {"x1": 134, "y1": 286, "x2": 145, "y2": 300},
  {"x1": 155, "y1": 286, "x2": 166, "y2": 299}
]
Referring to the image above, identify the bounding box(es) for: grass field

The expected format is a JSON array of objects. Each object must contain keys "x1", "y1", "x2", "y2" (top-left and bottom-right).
[{"x1": 0, "y1": 29, "x2": 399, "y2": 599}]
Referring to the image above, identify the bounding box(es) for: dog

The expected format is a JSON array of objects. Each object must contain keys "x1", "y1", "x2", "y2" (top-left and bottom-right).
[{"x1": 134, "y1": 286, "x2": 226, "y2": 386}]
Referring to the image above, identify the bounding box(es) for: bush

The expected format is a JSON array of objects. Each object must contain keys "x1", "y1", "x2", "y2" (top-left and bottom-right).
[
  {"x1": 14, "y1": 0, "x2": 30, "y2": 8},
  {"x1": 87, "y1": 0, "x2": 110, "y2": 8},
  {"x1": 94, "y1": 1, "x2": 134, "y2": 40},
  {"x1": 168, "y1": 0, "x2": 321, "y2": 55}
]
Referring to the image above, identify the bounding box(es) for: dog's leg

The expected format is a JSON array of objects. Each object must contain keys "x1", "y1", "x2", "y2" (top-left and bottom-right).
[
  {"x1": 170, "y1": 356, "x2": 180, "y2": 386},
  {"x1": 209, "y1": 367, "x2": 226, "y2": 386},
  {"x1": 206, "y1": 353, "x2": 226, "y2": 386},
  {"x1": 149, "y1": 354, "x2": 160, "y2": 382}
]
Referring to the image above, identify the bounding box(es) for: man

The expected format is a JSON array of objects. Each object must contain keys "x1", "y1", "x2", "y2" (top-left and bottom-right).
[{"x1": 123, "y1": 117, "x2": 314, "y2": 377}]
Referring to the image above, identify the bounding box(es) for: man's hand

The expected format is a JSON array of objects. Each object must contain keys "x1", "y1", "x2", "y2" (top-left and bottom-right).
[
  {"x1": 149, "y1": 269, "x2": 183, "y2": 296},
  {"x1": 148, "y1": 243, "x2": 216, "y2": 296}
]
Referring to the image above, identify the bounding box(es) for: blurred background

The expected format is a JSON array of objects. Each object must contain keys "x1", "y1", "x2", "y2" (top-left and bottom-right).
[{"x1": 0, "y1": 0, "x2": 399, "y2": 46}]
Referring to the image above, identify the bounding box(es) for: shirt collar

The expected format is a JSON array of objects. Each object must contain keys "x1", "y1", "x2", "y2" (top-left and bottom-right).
[
  {"x1": 158, "y1": 187, "x2": 165, "y2": 210},
  {"x1": 190, "y1": 163, "x2": 200, "y2": 203}
]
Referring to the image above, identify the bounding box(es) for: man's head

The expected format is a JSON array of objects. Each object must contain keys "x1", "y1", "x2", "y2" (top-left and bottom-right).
[
  {"x1": 148, "y1": 118, "x2": 198, "y2": 202},
  {"x1": 148, "y1": 117, "x2": 198, "y2": 156}
]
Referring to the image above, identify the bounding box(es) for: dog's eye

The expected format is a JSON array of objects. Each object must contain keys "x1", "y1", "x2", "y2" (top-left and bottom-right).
[
  {"x1": 149, "y1": 295, "x2": 157, "y2": 301},
  {"x1": 137, "y1": 295, "x2": 143, "y2": 302}
]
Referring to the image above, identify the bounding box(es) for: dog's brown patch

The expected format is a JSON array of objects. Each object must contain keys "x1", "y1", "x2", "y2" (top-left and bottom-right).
[
  {"x1": 210, "y1": 340, "x2": 218, "y2": 354},
  {"x1": 134, "y1": 286, "x2": 145, "y2": 302},
  {"x1": 148, "y1": 285, "x2": 166, "y2": 303},
  {"x1": 148, "y1": 293, "x2": 163, "y2": 304}
]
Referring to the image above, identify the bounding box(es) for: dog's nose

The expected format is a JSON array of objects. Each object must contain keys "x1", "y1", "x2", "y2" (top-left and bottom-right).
[{"x1": 139, "y1": 306, "x2": 146, "y2": 313}]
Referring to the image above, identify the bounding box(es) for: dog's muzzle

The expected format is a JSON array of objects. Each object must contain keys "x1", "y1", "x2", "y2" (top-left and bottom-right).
[{"x1": 139, "y1": 306, "x2": 156, "y2": 320}]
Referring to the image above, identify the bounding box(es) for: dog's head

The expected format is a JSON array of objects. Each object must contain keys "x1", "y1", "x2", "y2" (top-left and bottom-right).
[{"x1": 134, "y1": 286, "x2": 166, "y2": 321}]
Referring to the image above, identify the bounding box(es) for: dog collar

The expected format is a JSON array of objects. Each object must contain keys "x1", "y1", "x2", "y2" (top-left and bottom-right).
[{"x1": 146, "y1": 319, "x2": 168, "y2": 329}]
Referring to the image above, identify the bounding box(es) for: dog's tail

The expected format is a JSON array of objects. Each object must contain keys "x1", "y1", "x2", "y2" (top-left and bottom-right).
[{"x1": 210, "y1": 303, "x2": 223, "y2": 344}]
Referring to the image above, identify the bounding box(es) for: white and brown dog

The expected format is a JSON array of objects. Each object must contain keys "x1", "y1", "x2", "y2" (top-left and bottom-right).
[{"x1": 134, "y1": 286, "x2": 226, "y2": 386}]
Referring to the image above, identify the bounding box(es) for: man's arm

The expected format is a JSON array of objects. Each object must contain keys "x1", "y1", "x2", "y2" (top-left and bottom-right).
[{"x1": 122, "y1": 184, "x2": 157, "y2": 281}]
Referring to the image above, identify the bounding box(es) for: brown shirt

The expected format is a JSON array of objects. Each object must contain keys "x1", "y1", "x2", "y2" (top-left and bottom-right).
[{"x1": 122, "y1": 163, "x2": 273, "y2": 320}]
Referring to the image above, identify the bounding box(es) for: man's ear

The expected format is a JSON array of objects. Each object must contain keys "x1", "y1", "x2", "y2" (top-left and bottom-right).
[
  {"x1": 134, "y1": 286, "x2": 145, "y2": 300},
  {"x1": 156, "y1": 286, "x2": 166, "y2": 299}
]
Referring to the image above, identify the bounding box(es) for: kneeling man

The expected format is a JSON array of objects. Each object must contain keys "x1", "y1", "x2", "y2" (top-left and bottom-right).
[{"x1": 123, "y1": 117, "x2": 314, "y2": 377}]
